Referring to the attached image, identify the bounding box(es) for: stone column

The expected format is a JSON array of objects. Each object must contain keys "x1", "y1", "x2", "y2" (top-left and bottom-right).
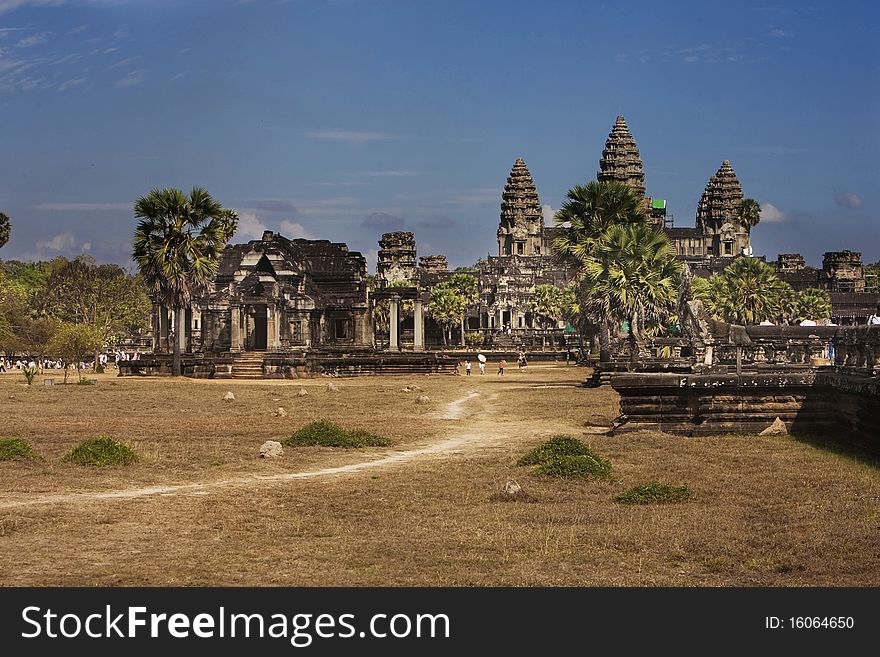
[
  {"x1": 413, "y1": 298, "x2": 424, "y2": 352},
  {"x1": 273, "y1": 306, "x2": 281, "y2": 349},
  {"x1": 497, "y1": 307, "x2": 504, "y2": 330},
  {"x1": 230, "y1": 306, "x2": 241, "y2": 352},
  {"x1": 267, "y1": 306, "x2": 276, "y2": 351},
  {"x1": 389, "y1": 297, "x2": 400, "y2": 352},
  {"x1": 176, "y1": 308, "x2": 187, "y2": 353},
  {"x1": 159, "y1": 306, "x2": 169, "y2": 352},
  {"x1": 151, "y1": 304, "x2": 160, "y2": 353}
]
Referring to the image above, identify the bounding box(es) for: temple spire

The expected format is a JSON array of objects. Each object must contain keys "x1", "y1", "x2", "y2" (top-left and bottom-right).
[
  {"x1": 497, "y1": 158, "x2": 544, "y2": 256},
  {"x1": 597, "y1": 115, "x2": 646, "y2": 197}
]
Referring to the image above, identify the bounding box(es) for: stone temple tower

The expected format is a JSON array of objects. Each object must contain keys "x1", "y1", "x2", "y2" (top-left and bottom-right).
[
  {"x1": 696, "y1": 160, "x2": 750, "y2": 257},
  {"x1": 497, "y1": 158, "x2": 545, "y2": 257},
  {"x1": 597, "y1": 115, "x2": 646, "y2": 198}
]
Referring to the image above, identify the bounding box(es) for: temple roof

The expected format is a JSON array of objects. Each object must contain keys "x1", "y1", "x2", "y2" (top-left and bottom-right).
[{"x1": 597, "y1": 115, "x2": 646, "y2": 197}]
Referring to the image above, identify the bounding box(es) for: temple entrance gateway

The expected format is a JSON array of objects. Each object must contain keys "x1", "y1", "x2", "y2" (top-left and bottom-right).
[{"x1": 250, "y1": 304, "x2": 268, "y2": 350}]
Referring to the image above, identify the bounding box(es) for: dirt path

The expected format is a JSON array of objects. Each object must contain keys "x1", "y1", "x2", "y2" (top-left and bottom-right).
[{"x1": 0, "y1": 389, "x2": 503, "y2": 510}]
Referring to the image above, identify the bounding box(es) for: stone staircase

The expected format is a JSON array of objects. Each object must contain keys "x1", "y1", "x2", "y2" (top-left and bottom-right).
[{"x1": 231, "y1": 351, "x2": 265, "y2": 379}]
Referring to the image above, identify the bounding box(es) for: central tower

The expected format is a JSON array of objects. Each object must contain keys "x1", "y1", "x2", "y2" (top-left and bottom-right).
[
  {"x1": 497, "y1": 157, "x2": 544, "y2": 256},
  {"x1": 597, "y1": 115, "x2": 646, "y2": 198}
]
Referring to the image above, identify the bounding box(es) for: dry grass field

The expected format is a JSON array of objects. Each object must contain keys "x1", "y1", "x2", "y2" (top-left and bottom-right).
[{"x1": 0, "y1": 363, "x2": 878, "y2": 586}]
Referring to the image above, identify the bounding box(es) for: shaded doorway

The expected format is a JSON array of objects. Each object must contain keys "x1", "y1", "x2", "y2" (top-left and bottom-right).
[{"x1": 252, "y1": 305, "x2": 268, "y2": 350}]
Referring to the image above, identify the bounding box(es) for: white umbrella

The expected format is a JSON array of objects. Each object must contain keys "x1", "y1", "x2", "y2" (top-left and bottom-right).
[{"x1": 477, "y1": 354, "x2": 487, "y2": 363}]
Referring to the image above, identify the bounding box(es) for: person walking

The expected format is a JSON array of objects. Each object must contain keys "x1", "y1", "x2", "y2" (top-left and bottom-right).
[
  {"x1": 498, "y1": 358, "x2": 505, "y2": 375},
  {"x1": 464, "y1": 359, "x2": 472, "y2": 376},
  {"x1": 478, "y1": 357, "x2": 486, "y2": 375}
]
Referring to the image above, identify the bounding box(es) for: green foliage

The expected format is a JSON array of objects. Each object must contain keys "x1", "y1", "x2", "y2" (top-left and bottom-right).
[
  {"x1": 133, "y1": 187, "x2": 237, "y2": 376},
  {"x1": 464, "y1": 331, "x2": 484, "y2": 346},
  {"x1": 518, "y1": 434, "x2": 599, "y2": 465},
  {"x1": 615, "y1": 482, "x2": 694, "y2": 504},
  {"x1": 519, "y1": 435, "x2": 612, "y2": 479},
  {"x1": 282, "y1": 419, "x2": 390, "y2": 448},
  {"x1": 796, "y1": 288, "x2": 832, "y2": 322},
  {"x1": 534, "y1": 454, "x2": 612, "y2": 479},
  {"x1": 866, "y1": 261, "x2": 880, "y2": 294},
  {"x1": 0, "y1": 438, "x2": 39, "y2": 461},
  {"x1": 62, "y1": 436, "x2": 139, "y2": 466},
  {"x1": 22, "y1": 364, "x2": 37, "y2": 385},
  {"x1": 738, "y1": 198, "x2": 762, "y2": 229},
  {"x1": 529, "y1": 284, "x2": 566, "y2": 328},
  {"x1": 693, "y1": 258, "x2": 797, "y2": 325},
  {"x1": 47, "y1": 322, "x2": 104, "y2": 382},
  {"x1": 428, "y1": 282, "x2": 467, "y2": 345}
]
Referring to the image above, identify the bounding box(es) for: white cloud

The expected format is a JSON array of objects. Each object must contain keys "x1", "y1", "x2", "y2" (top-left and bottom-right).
[
  {"x1": 768, "y1": 28, "x2": 792, "y2": 38},
  {"x1": 542, "y1": 204, "x2": 555, "y2": 223},
  {"x1": 760, "y1": 202, "x2": 787, "y2": 223},
  {"x1": 307, "y1": 129, "x2": 395, "y2": 143},
  {"x1": 81, "y1": 242, "x2": 91, "y2": 251},
  {"x1": 33, "y1": 201, "x2": 129, "y2": 210},
  {"x1": 233, "y1": 211, "x2": 268, "y2": 241},
  {"x1": 116, "y1": 68, "x2": 145, "y2": 88},
  {"x1": 57, "y1": 76, "x2": 86, "y2": 91},
  {"x1": 279, "y1": 220, "x2": 315, "y2": 240},
  {"x1": 14, "y1": 34, "x2": 46, "y2": 48},
  {"x1": 36, "y1": 231, "x2": 76, "y2": 252},
  {"x1": 0, "y1": 1, "x2": 66, "y2": 15},
  {"x1": 833, "y1": 191, "x2": 862, "y2": 209}
]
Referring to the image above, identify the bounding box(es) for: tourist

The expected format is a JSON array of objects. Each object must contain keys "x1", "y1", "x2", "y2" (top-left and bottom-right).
[
  {"x1": 477, "y1": 357, "x2": 486, "y2": 375},
  {"x1": 464, "y1": 359, "x2": 472, "y2": 376},
  {"x1": 869, "y1": 307, "x2": 880, "y2": 325},
  {"x1": 518, "y1": 351, "x2": 527, "y2": 369},
  {"x1": 498, "y1": 359, "x2": 505, "y2": 375}
]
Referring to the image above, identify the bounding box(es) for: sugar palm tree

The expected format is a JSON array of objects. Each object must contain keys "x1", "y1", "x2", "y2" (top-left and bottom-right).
[
  {"x1": 428, "y1": 282, "x2": 466, "y2": 346},
  {"x1": 529, "y1": 284, "x2": 565, "y2": 329},
  {"x1": 581, "y1": 223, "x2": 681, "y2": 362},
  {"x1": 132, "y1": 187, "x2": 238, "y2": 376},
  {"x1": 552, "y1": 180, "x2": 648, "y2": 360},
  {"x1": 448, "y1": 273, "x2": 478, "y2": 346},
  {"x1": 739, "y1": 198, "x2": 762, "y2": 229},
  {"x1": 796, "y1": 288, "x2": 831, "y2": 323},
  {"x1": 694, "y1": 257, "x2": 794, "y2": 325},
  {"x1": 0, "y1": 212, "x2": 10, "y2": 250}
]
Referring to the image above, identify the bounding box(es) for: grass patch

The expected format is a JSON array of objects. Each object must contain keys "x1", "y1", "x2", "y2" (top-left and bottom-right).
[
  {"x1": 533, "y1": 454, "x2": 612, "y2": 480},
  {"x1": 517, "y1": 434, "x2": 601, "y2": 466},
  {"x1": 615, "y1": 482, "x2": 694, "y2": 505},
  {"x1": 282, "y1": 419, "x2": 390, "y2": 448},
  {"x1": 0, "y1": 438, "x2": 40, "y2": 461},
  {"x1": 62, "y1": 436, "x2": 139, "y2": 466}
]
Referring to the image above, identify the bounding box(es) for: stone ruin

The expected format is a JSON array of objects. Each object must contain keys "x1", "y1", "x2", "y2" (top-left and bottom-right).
[{"x1": 597, "y1": 115, "x2": 645, "y2": 198}]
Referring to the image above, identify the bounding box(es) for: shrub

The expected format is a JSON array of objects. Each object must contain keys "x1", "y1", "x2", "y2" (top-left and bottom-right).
[
  {"x1": 282, "y1": 420, "x2": 390, "y2": 448},
  {"x1": 464, "y1": 331, "x2": 485, "y2": 346},
  {"x1": 534, "y1": 454, "x2": 612, "y2": 480},
  {"x1": 22, "y1": 364, "x2": 38, "y2": 385},
  {"x1": 615, "y1": 482, "x2": 694, "y2": 505},
  {"x1": 518, "y1": 435, "x2": 600, "y2": 466},
  {"x1": 0, "y1": 438, "x2": 39, "y2": 461},
  {"x1": 62, "y1": 436, "x2": 139, "y2": 466}
]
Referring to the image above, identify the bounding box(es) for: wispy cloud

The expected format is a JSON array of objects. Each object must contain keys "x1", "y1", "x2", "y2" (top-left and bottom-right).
[
  {"x1": 36, "y1": 231, "x2": 76, "y2": 252},
  {"x1": 279, "y1": 220, "x2": 315, "y2": 239},
  {"x1": 365, "y1": 170, "x2": 419, "y2": 177},
  {"x1": 33, "y1": 201, "x2": 130, "y2": 210},
  {"x1": 760, "y1": 202, "x2": 787, "y2": 223},
  {"x1": 57, "y1": 75, "x2": 86, "y2": 90},
  {"x1": 14, "y1": 33, "x2": 46, "y2": 48},
  {"x1": 0, "y1": 1, "x2": 66, "y2": 15},
  {"x1": 362, "y1": 212, "x2": 406, "y2": 230},
  {"x1": 768, "y1": 28, "x2": 793, "y2": 39},
  {"x1": 307, "y1": 129, "x2": 396, "y2": 143},
  {"x1": 68, "y1": 24, "x2": 89, "y2": 35},
  {"x1": 233, "y1": 211, "x2": 269, "y2": 240},
  {"x1": 833, "y1": 191, "x2": 862, "y2": 209},
  {"x1": 253, "y1": 199, "x2": 298, "y2": 213},
  {"x1": 116, "y1": 68, "x2": 145, "y2": 88}
]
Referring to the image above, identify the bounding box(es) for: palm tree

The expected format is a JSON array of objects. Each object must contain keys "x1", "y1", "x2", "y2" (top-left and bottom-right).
[
  {"x1": 739, "y1": 198, "x2": 761, "y2": 229},
  {"x1": 132, "y1": 187, "x2": 238, "y2": 376},
  {"x1": 694, "y1": 257, "x2": 795, "y2": 325},
  {"x1": 797, "y1": 288, "x2": 831, "y2": 323},
  {"x1": 581, "y1": 223, "x2": 681, "y2": 362},
  {"x1": 552, "y1": 180, "x2": 648, "y2": 361},
  {"x1": 0, "y1": 212, "x2": 10, "y2": 250},
  {"x1": 528, "y1": 284, "x2": 564, "y2": 329},
  {"x1": 428, "y1": 282, "x2": 466, "y2": 346},
  {"x1": 448, "y1": 273, "x2": 478, "y2": 346}
]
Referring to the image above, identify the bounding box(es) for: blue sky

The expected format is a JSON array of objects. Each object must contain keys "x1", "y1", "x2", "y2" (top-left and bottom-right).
[{"x1": 1, "y1": 0, "x2": 878, "y2": 272}]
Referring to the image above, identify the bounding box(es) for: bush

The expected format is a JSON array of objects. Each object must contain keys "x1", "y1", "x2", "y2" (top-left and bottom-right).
[
  {"x1": 282, "y1": 419, "x2": 390, "y2": 448},
  {"x1": 517, "y1": 435, "x2": 600, "y2": 466},
  {"x1": 0, "y1": 438, "x2": 39, "y2": 461},
  {"x1": 22, "y1": 364, "x2": 38, "y2": 385},
  {"x1": 615, "y1": 482, "x2": 694, "y2": 505},
  {"x1": 465, "y1": 331, "x2": 485, "y2": 346},
  {"x1": 62, "y1": 436, "x2": 139, "y2": 466},
  {"x1": 534, "y1": 454, "x2": 612, "y2": 480}
]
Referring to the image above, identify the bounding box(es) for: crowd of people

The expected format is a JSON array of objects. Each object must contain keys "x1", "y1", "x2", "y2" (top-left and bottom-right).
[{"x1": 0, "y1": 350, "x2": 141, "y2": 374}]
